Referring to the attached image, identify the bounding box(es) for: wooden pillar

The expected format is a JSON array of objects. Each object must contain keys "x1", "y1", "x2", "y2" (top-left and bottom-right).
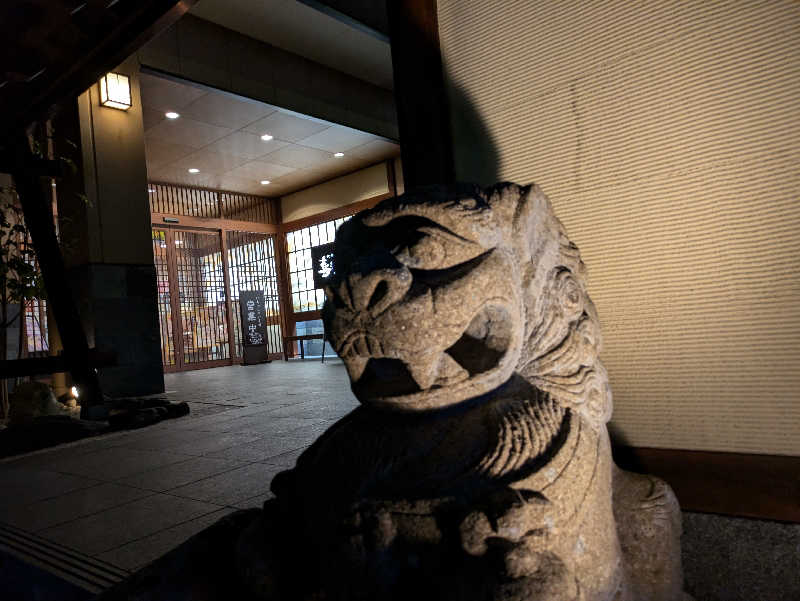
[
  {"x1": 219, "y1": 226, "x2": 237, "y2": 362},
  {"x1": 386, "y1": 159, "x2": 398, "y2": 197},
  {"x1": 387, "y1": 0, "x2": 454, "y2": 189},
  {"x1": 273, "y1": 229, "x2": 294, "y2": 349},
  {"x1": 11, "y1": 134, "x2": 103, "y2": 411},
  {"x1": 163, "y1": 228, "x2": 184, "y2": 369}
]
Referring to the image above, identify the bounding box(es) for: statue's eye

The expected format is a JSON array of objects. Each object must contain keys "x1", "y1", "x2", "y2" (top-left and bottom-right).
[{"x1": 393, "y1": 227, "x2": 481, "y2": 270}]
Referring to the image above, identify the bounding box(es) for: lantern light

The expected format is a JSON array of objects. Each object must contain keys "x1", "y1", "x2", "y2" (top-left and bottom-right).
[{"x1": 99, "y1": 73, "x2": 132, "y2": 110}]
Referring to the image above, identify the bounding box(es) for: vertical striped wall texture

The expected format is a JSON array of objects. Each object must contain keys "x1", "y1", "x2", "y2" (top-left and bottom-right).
[{"x1": 438, "y1": 0, "x2": 800, "y2": 455}]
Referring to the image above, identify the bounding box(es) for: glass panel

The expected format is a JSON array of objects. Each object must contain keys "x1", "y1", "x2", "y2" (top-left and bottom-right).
[
  {"x1": 285, "y1": 215, "x2": 353, "y2": 314},
  {"x1": 24, "y1": 298, "x2": 49, "y2": 355},
  {"x1": 152, "y1": 228, "x2": 175, "y2": 366},
  {"x1": 294, "y1": 319, "x2": 337, "y2": 358},
  {"x1": 225, "y1": 231, "x2": 283, "y2": 357},
  {"x1": 174, "y1": 230, "x2": 230, "y2": 364}
]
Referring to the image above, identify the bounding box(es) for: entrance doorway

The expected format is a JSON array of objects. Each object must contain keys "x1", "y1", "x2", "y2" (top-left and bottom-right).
[{"x1": 150, "y1": 184, "x2": 284, "y2": 372}]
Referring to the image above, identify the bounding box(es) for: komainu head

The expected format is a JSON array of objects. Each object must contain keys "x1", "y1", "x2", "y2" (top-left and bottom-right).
[{"x1": 322, "y1": 183, "x2": 611, "y2": 426}]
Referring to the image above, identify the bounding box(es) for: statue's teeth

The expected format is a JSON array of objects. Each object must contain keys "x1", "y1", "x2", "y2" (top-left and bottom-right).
[
  {"x1": 408, "y1": 353, "x2": 469, "y2": 390},
  {"x1": 436, "y1": 352, "x2": 469, "y2": 385},
  {"x1": 345, "y1": 356, "x2": 369, "y2": 382},
  {"x1": 407, "y1": 360, "x2": 441, "y2": 390}
]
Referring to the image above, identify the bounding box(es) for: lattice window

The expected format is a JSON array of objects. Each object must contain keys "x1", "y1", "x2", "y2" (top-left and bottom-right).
[
  {"x1": 148, "y1": 182, "x2": 279, "y2": 224},
  {"x1": 286, "y1": 217, "x2": 350, "y2": 313},
  {"x1": 23, "y1": 298, "x2": 48, "y2": 355},
  {"x1": 226, "y1": 231, "x2": 282, "y2": 357},
  {"x1": 152, "y1": 228, "x2": 175, "y2": 366},
  {"x1": 174, "y1": 231, "x2": 230, "y2": 364}
]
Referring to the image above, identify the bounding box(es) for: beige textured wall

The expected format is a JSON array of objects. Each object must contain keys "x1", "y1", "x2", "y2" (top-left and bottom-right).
[
  {"x1": 281, "y1": 162, "x2": 390, "y2": 223},
  {"x1": 438, "y1": 0, "x2": 800, "y2": 455}
]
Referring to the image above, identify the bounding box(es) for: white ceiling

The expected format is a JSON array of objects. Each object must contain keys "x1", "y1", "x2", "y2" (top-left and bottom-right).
[
  {"x1": 141, "y1": 72, "x2": 400, "y2": 196},
  {"x1": 190, "y1": 0, "x2": 394, "y2": 90}
]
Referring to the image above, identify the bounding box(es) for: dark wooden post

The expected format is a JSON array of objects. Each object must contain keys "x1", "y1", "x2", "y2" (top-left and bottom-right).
[
  {"x1": 273, "y1": 229, "x2": 294, "y2": 356},
  {"x1": 10, "y1": 135, "x2": 103, "y2": 413},
  {"x1": 163, "y1": 228, "x2": 185, "y2": 370},
  {"x1": 386, "y1": 159, "x2": 398, "y2": 196},
  {"x1": 387, "y1": 0, "x2": 455, "y2": 189},
  {"x1": 218, "y1": 226, "x2": 237, "y2": 363}
]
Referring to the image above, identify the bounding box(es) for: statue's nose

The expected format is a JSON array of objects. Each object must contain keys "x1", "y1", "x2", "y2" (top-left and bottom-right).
[{"x1": 340, "y1": 267, "x2": 412, "y2": 315}]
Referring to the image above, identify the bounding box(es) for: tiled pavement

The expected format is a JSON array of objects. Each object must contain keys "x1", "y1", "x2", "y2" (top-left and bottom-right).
[{"x1": 0, "y1": 359, "x2": 357, "y2": 573}]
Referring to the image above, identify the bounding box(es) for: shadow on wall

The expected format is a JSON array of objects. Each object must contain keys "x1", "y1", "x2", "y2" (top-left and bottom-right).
[
  {"x1": 446, "y1": 76, "x2": 500, "y2": 186},
  {"x1": 437, "y1": 65, "x2": 799, "y2": 601}
]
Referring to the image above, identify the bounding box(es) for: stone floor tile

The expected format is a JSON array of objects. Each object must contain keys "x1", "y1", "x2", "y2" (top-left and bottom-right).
[
  {"x1": 205, "y1": 436, "x2": 309, "y2": 463},
  {"x1": 109, "y1": 429, "x2": 212, "y2": 452},
  {"x1": 38, "y1": 494, "x2": 224, "y2": 555},
  {"x1": 0, "y1": 482, "x2": 153, "y2": 532},
  {"x1": 154, "y1": 431, "x2": 266, "y2": 456},
  {"x1": 262, "y1": 447, "x2": 306, "y2": 469},
  {"x1": 231, "y1": 492, "x2": 274, "y2": 510},
  {"x1": 0, "y1": 360, "x2": 356, "y2": 571},
  {"x1": 167, "y1": 462, "x2": 284, "y2": 507},
  {"x1": 118, "y1": 456, "x2": 245, "y2": 492},
  {"x1": 233, "y1": 415, "x2": 331, "y2": 436},
  {"x1": 272, "y1": 423, "x2": 333, "y2": 447},
  {"x1": 19, "y1": 447, "x2": 196, "y2": 481},
  {"x1": 0, "y1": 467, "x2": 100, "y2": 511},
  {"x1": 96, "y1": 507, "x2": 238, "y2": 571}
]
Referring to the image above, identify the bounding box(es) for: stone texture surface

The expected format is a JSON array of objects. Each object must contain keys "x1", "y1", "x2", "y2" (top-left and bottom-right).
[
  {"x1": 681, "y1": 512, "x2": 800, "y2": 601},
  {"x1": 256, "y1": 183, "x2": 690, "y2": 600}
]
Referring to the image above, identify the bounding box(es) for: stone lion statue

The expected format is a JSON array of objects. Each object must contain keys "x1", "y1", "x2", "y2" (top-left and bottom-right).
[
  {"x1": 96, "y1": 183, "x2": 690, "y2": 601},
  {"x1": 244, "y1": 183, "x2": 689, "y2": 600}
]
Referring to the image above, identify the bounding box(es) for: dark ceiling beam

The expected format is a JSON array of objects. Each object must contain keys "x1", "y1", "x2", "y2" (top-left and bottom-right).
[
  {"x1": 387, "y1": 0, "x2": 455, "y2": 189},
  {"x1": 0, "y1": 0, "x2": 197, "y2": 410},
  {"x1": 299, "y1": 0, "x2": 389, "y2": 38},
  {"x1": 0, "y1": 0, "x2": 198, "y2": 138},
  {"x1": 297, "y1": 0, "x2": 389, "y2": 42}
]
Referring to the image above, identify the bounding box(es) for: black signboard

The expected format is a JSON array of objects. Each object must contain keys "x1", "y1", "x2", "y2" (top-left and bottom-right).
[
  {"x1": 310, "y1": 242, "x2": 336, "y2": 289},
  {"x1": 238, "y1": 290, "x2": 269, "y2": 364}
]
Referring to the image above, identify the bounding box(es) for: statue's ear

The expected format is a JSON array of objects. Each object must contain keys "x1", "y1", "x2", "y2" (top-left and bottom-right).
[
  {"x1": 484, "y1": 182, "x2": 527, "y2": 214},
  {"x1": 481, "y1": 183, "x2": 533, "y2": 243}
]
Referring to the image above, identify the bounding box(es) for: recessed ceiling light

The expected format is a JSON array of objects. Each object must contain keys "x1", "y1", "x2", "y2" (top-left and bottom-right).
[
  {"x1": 260, "y1": 180, "x2": 271, "y2": 185},
  {"x1": 188, "y1": 168, "x2": 199, "y2": 173},
  {"x1": 165, "y1": 111, "x2": 180, "y2": 119},
  {"x1": 261, "y1": 134, "x2": 273, "y2": 141},
  {"x1": 334, "y1": 152, "x2": 344, "y2": 157}
]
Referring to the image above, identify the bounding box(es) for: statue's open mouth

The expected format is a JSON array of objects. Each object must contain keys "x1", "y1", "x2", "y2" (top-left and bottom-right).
[{"x1": 342, "y1": 302, "x2": 517, "y2": 410}]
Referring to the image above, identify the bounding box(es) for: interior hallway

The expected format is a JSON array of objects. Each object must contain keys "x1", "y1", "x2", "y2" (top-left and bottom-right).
[{"x1": 0, "y1": 360, "x2": 356, "y2": 582}]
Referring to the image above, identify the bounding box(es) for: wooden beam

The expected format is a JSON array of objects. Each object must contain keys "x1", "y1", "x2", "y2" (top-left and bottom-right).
[
  {"x1": 11, "y1": 136, "x2": 104, "y2": 411},
  {"x1": 386, "y1": 158, "x2": 398, "y2": 197},
  {"x1": 218, "y1": 225, "x2": 238, "y2": 363},
  {"x1": 279, "y1": 193, "x2": 392, "y2": 233},
  {"x1": 613, "y1": 446, "x2": 800, "y2": 523},
  {"x1": 387, "y1": 0, "x2": 454, "y2": 188},
  {"x1": 273, "y1": 229, "x2": 294, "y2": 342},
  {"x1": 0, "y1": 156, "x2": 64, "y2": 178},
  {"x1": 163, "y1": 228, "x2": 185, "y2": 371},
  {"x1": 291, "y1": 310, "x2": 322, "y2": 323},
  {"x1": 0, "y1": 350, "x2": 117, "y2": 378},
  {"x1": 0, "y1": 1, "x2": 198, "y2": 138},
  {"x1": 151, "y1": 213, "x2": 278, "y2": 234}
]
